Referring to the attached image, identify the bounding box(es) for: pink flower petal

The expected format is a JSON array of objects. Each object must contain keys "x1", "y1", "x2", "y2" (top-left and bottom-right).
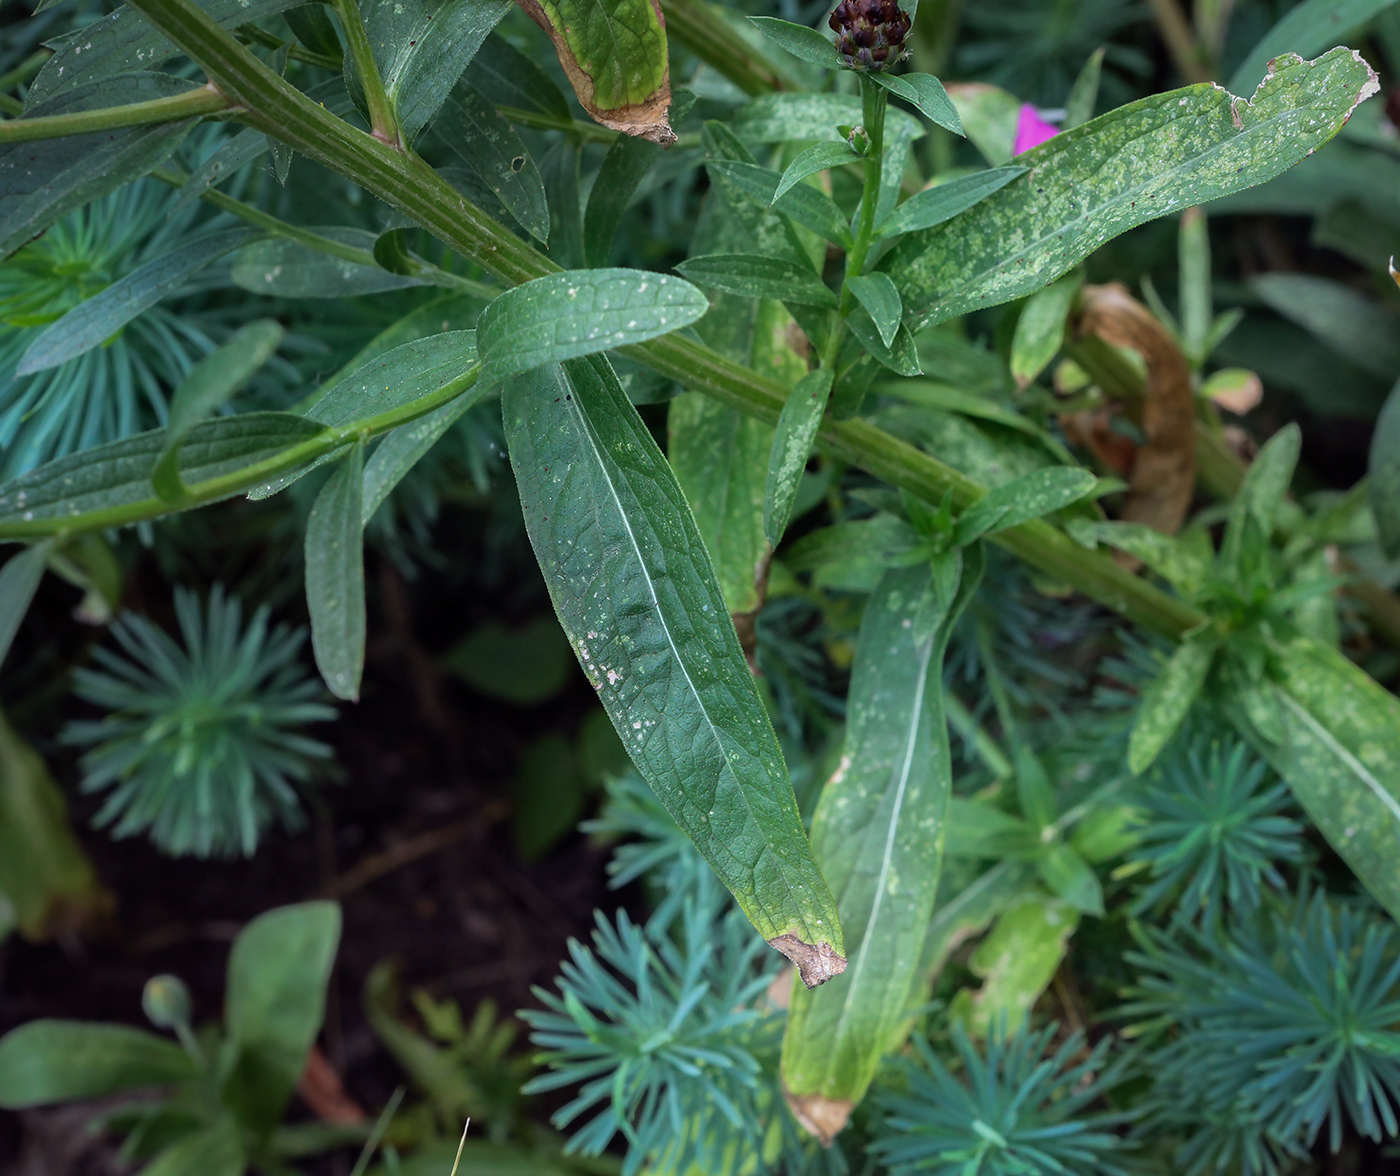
[{"x1": 1013, "y1": 104, "x2": 1059, "y2": 155}]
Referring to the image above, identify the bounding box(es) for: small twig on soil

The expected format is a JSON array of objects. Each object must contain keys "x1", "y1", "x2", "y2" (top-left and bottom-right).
[{"x1": 315, "y1": 817, "x2": 491, "y2": 900}]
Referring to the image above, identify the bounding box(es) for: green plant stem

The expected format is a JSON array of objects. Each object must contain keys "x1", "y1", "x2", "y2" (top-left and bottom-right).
[
  {"x1": 1146, "y1": 0, "x2": 1212, "y2": 83},
  {"x1": 0, "y1": 49, "x2": 51, "y2": 94},
  {"x1": 842, "y1": 74, "x2": 887, "y2": 300},
  {"x1": 238, "y1": 23, "x2": 343, "y2": 71},
  {"x1": 1, "y1": 369, "x2": 482, "y2": 540},
  {"x1": 0, "y1": 93, "x2": 23, "y2": 117},
  {"x1": 114, "y1": 0, "x2": 1205, "y2": 639},
  {"x1": 328, "y1": 0, "x2": 399, "y2": 147},
  {"x1": 0, "y1": 86, "x2": 230, "y2": 143},
  {"x1": 662, "y1": 0, "x2": 791, "y2": 95}
]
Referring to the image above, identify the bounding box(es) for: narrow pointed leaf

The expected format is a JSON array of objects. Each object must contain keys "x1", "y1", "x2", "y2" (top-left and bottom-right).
[
  {"x1": 846, "y1": 273, "x2": 903, "y2": 347},
  {"x1": 775, "y1": 142, "x2": 860, "y2": 203},
  {"x1": 169, "y1": 129, "x2": 268, "y2": 217},
  {"x1": 705, "y1": 160, "x2": 854, "y2": 249},
  {"x1": 747, "y1": 17, "x2": 843, "y2": 70},
  {"x1": 1128, "y1": 629, "x2": 1220, "y2": 774},
  {"x1": 886, "y1": 50, "x2": 1380, "y2": 328},
  {"x1": 1079, "y1": 521, "x2": 1213, "y2": 595},
  {"x1": 1009, "y1": 273, "x2": 1082, "y2": 389},
  {"x1": 783, "y1": 550, "x2": 981, "y2": 1132},
  {"x1": 583, "y1": 133, "x2": 660, "y2": 268},
  {"x1": 0, "y1": 543, "x2": 51, "y2": 670},
  {"x1": 875, "y1": 167, "x2": 1026, "y2": 238},
  {"x1": 503, "y1": 356, "x2": 845, "y2": 983},
  {"x1": 732, "y1": 93, "x2": 923, "y2": 145},
  {"x1": 676, "y1": 254, "x2": 836, "y2": 307},
  {"x1": 765, "y1": 369, "x2": 835, "y2": 547},
  {"x1": 231, "y1": 228, "x2": 422, "y2": 298},
  {"x1": 1035, "y1": 843, "x2": 1104, "y2": 915},
  {"x1": 305, "y1": 445, "x2": 367, "y2": 702},
  {"x1": 469, "y1": 31, "x2": 571, "y2": 120},
  {"x1": 1227, "y1": 0, "x2": 1399, "y2": 93},
  {"x1": 870, "y1": 71, "x2": 963, "y2": 134},
  {"x1": 847, "y1": 310, "x2": 921, "y2": 375},
  {"x1": 1370, "y1": 378, "x2": 1400, "y2": 556},
  {"x1": 954, "y1": 466, "x2": 1099, "y2": 545},
  {"x1": 1221, "y1": 422, "x2": 1301, "y2": 575},
  {"x1": 477, "y1": 269, "x2": 708, "y2": 378},
  {"x1": 436, "y1": 87, "x2": 549, "y2": 242},
  {"x1": 1065, "y1": 47, "x2": 1105, "y2": 129}
]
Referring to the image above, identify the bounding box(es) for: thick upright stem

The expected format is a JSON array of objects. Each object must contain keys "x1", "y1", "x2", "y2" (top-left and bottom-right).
[{"x1": 329, "y1": 0, "x2": 400, "y2": 147}]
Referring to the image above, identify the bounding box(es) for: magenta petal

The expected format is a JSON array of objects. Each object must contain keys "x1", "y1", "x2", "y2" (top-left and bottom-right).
[{"x1": 1013, "y1": 104, "x2": 1059, "y2": 155}]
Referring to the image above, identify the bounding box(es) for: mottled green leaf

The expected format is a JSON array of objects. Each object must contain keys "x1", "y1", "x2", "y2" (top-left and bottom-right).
[
  {"x1": 887, "y1": 50, "x2": 1380, "y2": 329},
  {"x1": 1128, "y1": 629, "x2": 1221, "y2": 774},
  {"x1": 1227, "y1": 0, "x2": 1399, "y2": 93},
  {"x1": 775, "y1": 142, "x2": 860, "y2": 203},
  {"x1": 232, "y1": 228, "x2": 421, "y2": 298},
  {"x1": 765, "y1": 369, "x2": 835, "y2": 547},
  {"x1": 784, "y1": 514, "x2": 921, "y2": 577},
  {"x1": 503, "y1": 356, "x2": 844, "y2": 982},
  {"x1": 783, "y1": 550, "x2": 981, "y2": 1123},
  {"x1": 363, "y1": 0, "x2": 511, "y2": 139},
  {"x1": 0, "y1": 1022, "x2": 196, "y2": 1107},
  {"x1": 1221, "y1": 422, "x2": 1300, "y2": 576},
  {"x1": 224, "y1": 902, "x2": 341, "y2": 1132},
  {"x1": 705, "y1": 159, "x2": 854, "y2": 249},
  {"x1": 1078, "y1": 521, "x2": 1213, "y2": 595},
  {"x1": 747, "y1": 16, "x2": 843, "y2": 70},
  {"x1": 875, "y1": 167, "x2": 1026, "y2": 238},
  {"x1": 847, "y1": 311, "x2": 921, "y2": 375},
  {"x1": 477, "y1": 269, "x2": 707, "y2": 378},
  {"x1": 846, "y1": 273, "x2": 903, "y2": 348},
  {"x1": 954, "y1": 466, "x2": 1099, "y2": 545},
  {"x1": 731, "y1": 92, "x2": 922, "y2": 146},
  {"x1": 436, "y1": 86, "x2": 549, "y2": 242},
  {"x1": 951, "y1": 898, "x2": 1078, "y2": 1036},
  {"x1": 676, "y1": 253, "x2": 836, "y2": 307},
  {"x1": 913, "y1": 860, "x2": 1037, "y2": 994},
  {"x1": 1009, "y1": 273, "x2": 1082, "y2": 390},
  {"x1": 870, "y1": 71, "x2": 962, "y2": 134},
  {"x1": 1370, "y1": 378, "x2": 1400, "y2": 556}
]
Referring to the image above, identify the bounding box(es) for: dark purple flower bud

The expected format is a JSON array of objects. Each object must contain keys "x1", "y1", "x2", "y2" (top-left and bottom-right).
[{"x1": 828, "y1": 0, "x2": 912, "y2": 72}]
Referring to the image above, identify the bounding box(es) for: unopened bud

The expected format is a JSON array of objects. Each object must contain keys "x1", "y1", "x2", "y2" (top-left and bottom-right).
[
  {"x1": 143, "y1": 974, "x2": 192, "y2": 1031},
  {"x1": 828, "y1": 0, "x2": 912, "y2": 72}
]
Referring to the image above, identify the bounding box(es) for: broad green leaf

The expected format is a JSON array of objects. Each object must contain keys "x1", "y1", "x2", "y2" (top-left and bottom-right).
[
  {"x1": 1248, "y1": 634, "x2": 1400, "y2": 924},
  {"x1": 870, "y1": 71, "x2": 963, "y2": 134},
  {"x1": 232, "y1": 228, "x2": 422, "y2": 298},
  {"x1": 1, "y1": 75, "x2": 195, "y2": 258},
  {"x1": 503, "y1": 356, "x2": 844, "y2": 982},
  {"x1": 1370, "y1": 378, "x2": 1400, "y2": 556},
  {"x1": 140, "y1": 1118, "x2": 245, "y2": 1176},
  {"x1": 875, "y1": 167, "x2": 1026, "y2": 238},
  {"x1": 363, "y1": 0, "x2": 511, "y2": 139},
  {"x1": 469, "y1": 31, "x2": 571, "y2": 121},
  {"x1": 0, "y1": 544, "x2": 49, "y2": 669},
  {"x1": 783, "y1": 551, "x2": 982, "y2": 1126},
  {"x1": 1227, "y1": 0, "x2": 1400, "y2": 93},
  {"x1": 517, "y1": 0, "x2": 674, "y2": 143},
  {"x1": 18, "y1": 228, "x2": 264, "y2": 376},
  {"x1": 436, "y1": 86, "x2": 549, "y2": 243},
  {"x1": 846, "y1": 273, "x2": 903, "y2": 347},
  {"x1": 1220, "y1": 422, "x2": 1301, "y2": 576},
  {"x1": 774, "y1": 142, "x2": 860, "y2": 203},
  {"x1": 765, "y1": 369, "x2": 835, "y2": 547},
  {"x1": 1034, "y1": 843, "x2": 1104, "y2": 915},
  {"x1": 168, "y1": 128, "x2": 268, "y2": 218},
  {"x1": 887, "y1": 50, "x2": 1380, "y2": 329},
  {"x1": 224, "y1": 902, "x2": 341, "y2": 1132},
  {"x1": 1009, "y1": 273, "x2": 1082, "y2": 389},
  {"x1": 0, "y1": 710, "x2": 108, "y2": 942},
  {"x1": 583, "y1": 133, "x2": 660, "y2": 268},
  {"x1": 305, "y1": 445, "x2": 367, "y2": 702},
  {"x1": 954, "y1": 466, "x2": 1099, "y2": 544},
  {"x1": 476, "y1": 269, "x2": 708, "y2": 378},
  {"x1": 747, "y1": 16, "x2": 843, "y2": 70},
  {"x1": 732, "y1": 93, "x2": 923, "y2": 146},
  {"x1": 706, "y1": 159, "x2": 854, "y2": 249},
  {"x1": 676, "y1": 254, "x2": 836, "y2": 307},
  {"x1": 0, "y1": 1022, "x2": 196, "y2": 1107},
  {"x1": 1250, "y1": 273, "x2": 1400, "y2": 379},
  {"x1": 153, "y1": 321, "x2": 284, "y2": 503},
  {"x1": 362, "y1": 386, "x2": 493, "y2": 525},
  {"x1": 950, "y1": 897, "x2": 1079, "y2": 1036},
  {"x1": 847, "y1": 311, "x2": 921, "y2": 375},
  {"x1": 1128, "y1": 629, "x2": 1220, "y2": 774},
  {"x1": 784, "y1": 514, "x2": 922, "y2": 578},
  {"x1": 1079, "y1": 521, "x2": 1213, "y2": 595},
  {"x1": 0, "y1": 415, "x2": 326, "y2": 531}
]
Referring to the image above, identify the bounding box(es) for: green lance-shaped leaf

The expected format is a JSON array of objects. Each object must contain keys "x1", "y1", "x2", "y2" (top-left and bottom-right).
[
  {"x1": 503, "y1": 356, "x2": 845, "y2": 984},
  {"x1": 847, "y1": 311, "x2": 921, "y2": 376},
  {"x1": 515, "y1": 0, "x2": 676, "y2": 144},
  {"x1": 950, "y1": 897, "x2": 1079, "y2": 1036},
  {"x1": 1220, "y1": 422, "x2": 1301, "y2": 578},
  {"x1": 470, "y1": 31, "x2": 572, "y2": 121},
  {"x1": 1035, "y1": 842, "x2": 1104, "y2": 915},
  {"x1": 583, "y1": 133, "x2": 660, "y2": 268},
  {"x1": 676, "y1": 254, "x2": 837, "y2": 308},
  {"x1": 870, "y1": 72, "x2": 963, "y2": 134},
  {"x1": 846, "y1": 273, "x2": 903, "y2": 348},
  {"x1": 223, "y1": 902, "x2": 341, "y2": 1133},
  {"x1": 732, "y1": 93, "x2": 924, "y2": 146},
  {"x1": 953, "y1": 466, "x2": 1101, "y2": 546},
  {"x1": 774, "y1": 142, "x2": 860, "y2": 204},
  {"x1": 0, "y1": 1021, "x2": 197, "y2": 1108},
  {"x1": 747, "y1": 16, "x2": 845, "y2": 71},
  {"x1": 152, "y1": 321, "x2": 285, "y2": 503},
  {"x1": 363, "y1": 0, "x2": 512, "y2": 140},
  {"x1": 1077, "y1": 520, "x2": 1214, "y2": 595},
  {"x1": 231, "y1": 228, "x2": 423, "y2": 298},
  {"x1": 476, "y1": 269, "x2": 708, "y2": 379},
  {"x1": 305, "y1": 444, "x2": 367, "y2": 702},
  {"x1": 1128, "y1": 627, "x2": 1222, "y2": 775},
  {"x1": 875, "y1": 167, "x2": 1026, "y2": 238},
  {"x1": 706, "y1": 159, "x2": 855, "y2": 250},
  {"x1": 765, "y1": 369, "x2": 835, "y2": 548},
  {"x1": 140, "y1": 1119, "x2": 245, "y2": 1176},
  {"x1": 0, "y1": 74, "x2": 196, "y2": 259},
  {"x1": 436, "y1": 86, "x2": 549, "y2": 243},
  {"x1": 168, "y1": 128, "x2": 269, "y2": 217},
  {"x1": 1009, "y1": 273, "x2": 1082, "y2": 390},
  {"x1": 1227, "y1": 0, "x2": 1400, "y2": 94},
  {"x1": 885, "y1": 49, "x2": 1380, "y2": 329},
  {"x1": 1235, "y1": 634, "x2": 1400, "y2": 926},
  {"x1": 782, "y1": 549, "x2": 982, "y2": 1141},
  {"x1": 18, "y1": 228, "x2": 263, "y2": 376},
  {"x1": 0, "y1": 543, "x2": 51, "y2": 670},
  {"x1": 1370, "y1": 378, "x2": 1400, "y2": 556}
]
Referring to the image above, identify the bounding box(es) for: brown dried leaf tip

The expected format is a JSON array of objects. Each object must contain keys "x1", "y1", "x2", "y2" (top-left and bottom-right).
[
  {"x1": 784, "y1": 1089, "x2": 855, "y2": 1146},
  {"x1": 768, "y1": 933, "x2": 847, "y2": 988},
  {"x1": 828, "y1": 0, "x2": 911, "y2": 71}
]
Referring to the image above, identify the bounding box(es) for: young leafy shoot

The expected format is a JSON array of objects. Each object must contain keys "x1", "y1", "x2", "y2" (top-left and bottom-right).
[{"x1": 765, "y1": 369, "x2": 836, "y2": 548}]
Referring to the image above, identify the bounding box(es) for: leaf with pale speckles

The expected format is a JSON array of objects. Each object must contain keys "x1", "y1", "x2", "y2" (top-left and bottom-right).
[
  {"x1": 885, "y1": 49, "x2": 1379, "y2": 329},
  {"x1": 305, "y1": 443, "x2": 366, "y2": 702},
  {"x1": 503, "y1": 356, "x2": 844, "y2": 982},
  {"x1": 765, "y1": 368, "x2": 834, "y2": 547},
  {"x1": 782, "y1": 549, "x2": 982, "y2": 1137}
]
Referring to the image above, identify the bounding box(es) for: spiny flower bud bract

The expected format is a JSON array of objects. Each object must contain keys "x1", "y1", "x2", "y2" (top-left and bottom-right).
[{"x1": 828, "y1": 0, "x2": 912, "y2": 72}]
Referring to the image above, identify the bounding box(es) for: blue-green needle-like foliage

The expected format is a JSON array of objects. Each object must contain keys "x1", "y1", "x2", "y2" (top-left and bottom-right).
[
  {"x1": 63, "y1": 586, "x2": 336, "y2": 858},
  {"x1": 521, "y1": 887, "x2": 782, "y2": 1176},
  {"x1": 871, "y1": 1020, "x2": 1130, "y2": 1176},
  {"x1": 1129, "y1": 735, "x2": 1305, "y2": 928},
  {"x1": 1127, "y1": 893, "x2": 1400, "y2": 1175}
]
